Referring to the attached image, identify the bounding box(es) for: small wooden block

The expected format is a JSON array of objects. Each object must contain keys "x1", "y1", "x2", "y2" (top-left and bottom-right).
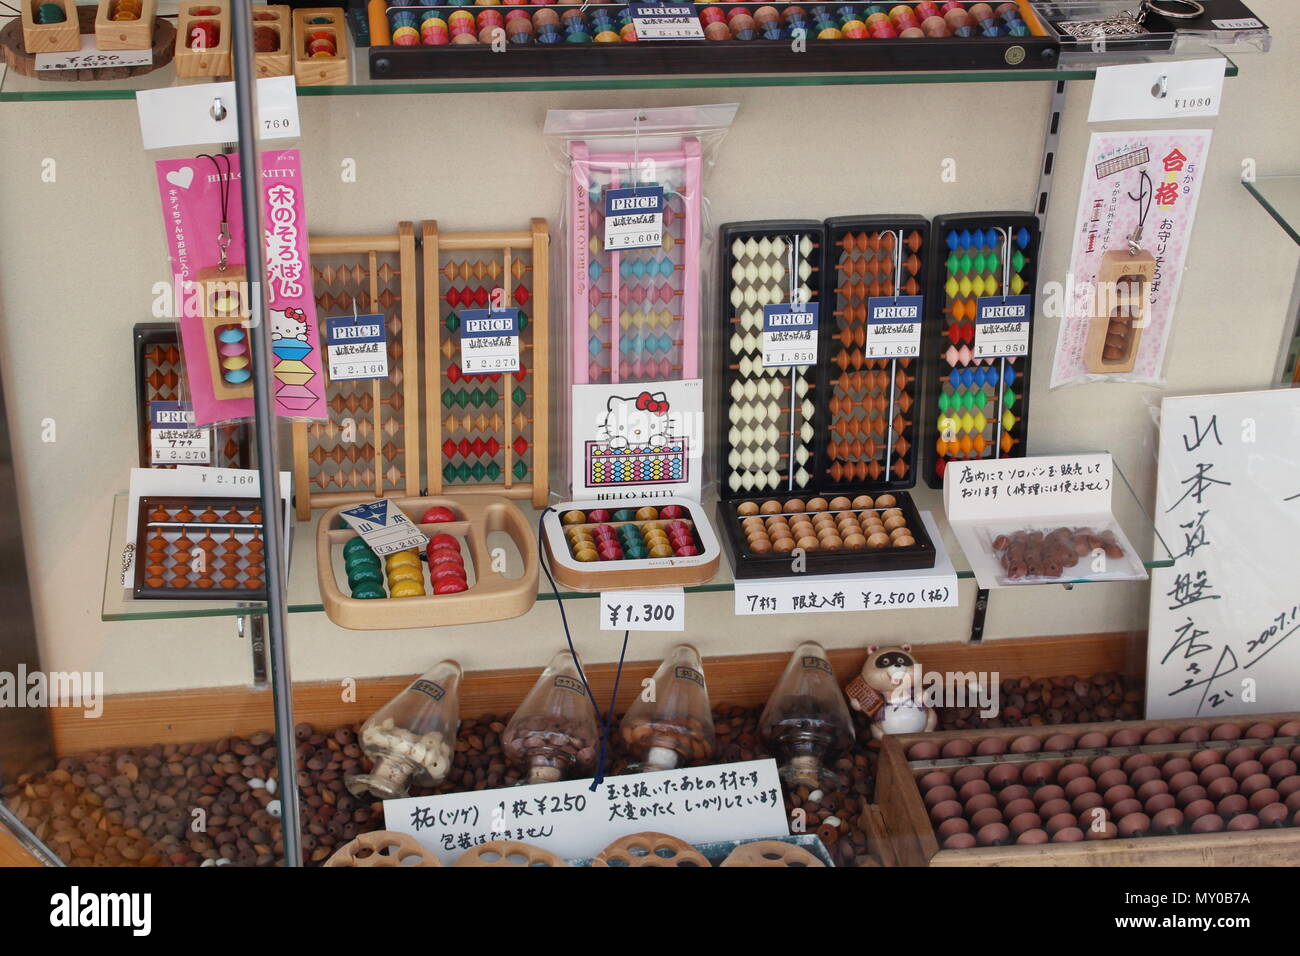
[
  {"x1": 174, "y1": 0, "x2": 231, "y2": 78},
  {"x1": 1083, "y1": 249, "x2": 1157, "y2": 375},
  {"x1": 94, "y1": 0, "x2": 156, "y2": 50},
  {"x1": 593, "y1": 832, "x2": 711, "y2": 867},
  {"x1": 324, "y1": 831, "x2": 441, "y2": 867},
  {"x1": 197, "y1": 265, "x2": 253, "y2": 402},
  {"x1": 252, "y1": 3, "x2": 290, "y2": 78},
  {"x1": 21, "y1": 0, "x2": 80, "y2": 53},
  {"x1": 292, "y1": 6, "x2": 349, "y2": 87},
  {"x1": 453, "y1": 840, "x2": 567, "y2": 868}
]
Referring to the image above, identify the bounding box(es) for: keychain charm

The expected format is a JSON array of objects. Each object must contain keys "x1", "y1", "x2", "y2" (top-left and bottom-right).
[
  {"x1": 194, "y1": 152, "x2": 254, "y2": 401},
  {"x1": 1084, "y1": 171, "x2": 1159, "y2": 374}
]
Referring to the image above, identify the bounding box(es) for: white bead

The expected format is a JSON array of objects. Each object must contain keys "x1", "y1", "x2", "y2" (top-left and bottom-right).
[
  {"x1": 729, "y1": 332, "x2": 743, "y2": 355},
  {"x1": 800, "y1": 236, "x2": 814, "y2": 256},
  {"x1": 730, "y1": 380, "x2": 745, "y2": 401},
  {"x1": 728, "y1": 425, "x2": 741, "y2": 447},
  {"x1": 771, "y1": 237, "x2": 786, "y2": 258},
  {"x1": 728, "y1": 471, "x2": 742, "y2": 492},
  {"x1": 802, "y1": 399, "x2": 815, "y2": 421},
  {"x1": 730, "y1": 287, "x2": 744, "y2": 308},
  {"x1": 800, "y1": 422, "x2": 814, "y2": 443},
  {"x1": 731, "y1": 238, "x2": 745, "y2": 259},
  {"x1": 728, "y1": 448, "x2": 741, "y2": 470},
  {"x1": 731, "y1": 261, "x2": 745, "y2": 284},
  {"x1": 795, "y1": 467, "x2": 811, "y2": 487},
  {"x1": 795, "y1": 445, "x2": 810, "y2": 465},
  {"x1": 757, "y1": 236, "x2": 772, "y2": 258},
  {"x1": 743, "y1": 379, "x2": 757, "y2": 401},
  {"x1": 744, "y1": 238, "x2": 759, "y2": 259}
]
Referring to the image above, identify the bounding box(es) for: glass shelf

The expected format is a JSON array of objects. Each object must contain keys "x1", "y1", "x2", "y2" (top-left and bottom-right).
[
  {"x1": 102, "y1": 457, "x2": 1173, "y2": 622},
  {"x1": 1243, "y1": 174, "x2": 1300, "y2": 247}
]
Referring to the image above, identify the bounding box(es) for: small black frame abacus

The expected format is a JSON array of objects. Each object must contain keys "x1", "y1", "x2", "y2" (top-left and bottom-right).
[{"x1": 133, "y1": 495, "x2": 269, "y2": 600}]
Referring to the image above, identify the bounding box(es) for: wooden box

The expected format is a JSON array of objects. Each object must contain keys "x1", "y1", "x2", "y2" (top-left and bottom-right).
[
  {"x1": 1083, "y1": 249, "x2": 1158, "y2": 374},
  {"x1": 21, "y1": 0, "x2": 80, "y2": 54},
  {"x1": 252, "y1": 3, "x2": 290, "y2": 78},
  {"x1": 875, "y1": 712, "x2": 1300, "y2": 866},
  {"x1": 292, "y1": 6, "x2": 348, "y2": 87},
  {"x1": 196, "y1": 265, "x2": 253, "y2": 402},
  {"x1": 94, "y1": 0, "x2": 156, "y2": 51},
  {"x1": 174, "y1": 0, "x2": 230, "y2": 78}
]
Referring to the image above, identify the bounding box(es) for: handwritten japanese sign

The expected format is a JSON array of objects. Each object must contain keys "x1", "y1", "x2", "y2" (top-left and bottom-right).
[
  {"x1": 1147, "y1": 388, "x2": 1300, "y2": 718},
  {"x1": 382, "y1": 758, "x2": 787, "y2": 864}
]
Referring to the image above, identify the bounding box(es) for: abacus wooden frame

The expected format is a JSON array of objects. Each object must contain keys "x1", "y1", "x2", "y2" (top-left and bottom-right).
[
  {"x1": 421, "y1": 219, "x2": 551, "y2": 509},
  {"x1": 132, "y1": 495, "x2": 271, "y2": 601}
]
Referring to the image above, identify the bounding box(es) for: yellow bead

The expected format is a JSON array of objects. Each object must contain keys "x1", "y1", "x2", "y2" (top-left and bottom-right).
[
  {"x1": 385, "y1": 550, "x2": 420, "y2": 569},
  {"x1": 648, "y1": 544, "x2": 673, "y2": 558},
  {"x1": 390, "y1": 580, "x2": 425, "y2": 598},
  {"x1": 574, "y1": 547, "x2": 599, "y2": 562},
  {"x1": 388, "y1": 567, "x2": 423, "y2": 586}
]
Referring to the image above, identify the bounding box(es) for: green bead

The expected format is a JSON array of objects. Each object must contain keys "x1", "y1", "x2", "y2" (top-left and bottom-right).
[
  {"x1": 512, "y1": 384, "x2": 526, "y2": 406},
  {"x1": 444, "y1": 311, "x2": 460, "y2": 333},
  {"x1": 986, "y1": 252, "x2": 1000, "y2": 274},
  {"x1": 483, "y1": 388, "x2": 498, "y2": 408},
  {"x1": 1003, "y1": 388, "x2": 1018, "y2": 409},
  {"x1": 486, "y1": 462, "x2": 501, "y2": 480},
  {"x1": 470, "y1": 462, "x2": 486, "y2": 481},
  {"x1": 945, "y1": 253, "x2": 959, "y2": 275},
  {"x1": 958, "y1": 254, "x2": 972, "y2": 274},
  {"x1": 613, "y1": 509, "x2": 636, "y2": 521},
  {"x1": 343, "y1": 537, "x2": 375, "y2": 559},
  {"x1": 518, "y1": 313, "x2": 528, "y2": 332},
  {"x1": 513, "y1": 460, "x2": 529, "y2": 480},
  {"x1": 351, "y1": 582, "x2": 387, "y2": 600},
  {"x1": 347, "y1": 565, "x2": 384, "y2": 588},
  {"x1": 1012, "y1": 250, "x2": 1026, "y2": 272},
  {"x1": 37, "y1": 2, "x2": 65, "y2": 23},
  {"x1": 938, "y1": 393, "x2": 952, "y2": 413}
]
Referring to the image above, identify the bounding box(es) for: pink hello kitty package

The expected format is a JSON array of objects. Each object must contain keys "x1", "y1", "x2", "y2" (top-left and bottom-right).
[{"x1": 154, "y1": 149, "x2": 325, "y2": 426}]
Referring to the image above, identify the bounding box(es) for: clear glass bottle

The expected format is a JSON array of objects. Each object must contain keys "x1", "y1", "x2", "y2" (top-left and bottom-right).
[
  {"x1": 346, "y1": 659, "x2": 462, "y2": 800},
  {"x1": 503, "y1": 650, "x2": 600, "y2": 784},
  {"x1": 759, "y1": 641, "x2": 855, "y2": 791},
  {"x1": 619, "y1": 644, "x2": 715, "y2": 772}
]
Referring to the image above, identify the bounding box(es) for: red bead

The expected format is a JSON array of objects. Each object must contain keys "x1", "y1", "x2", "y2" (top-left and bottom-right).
[
  {"x1": 420, "y1": 505, "x2": 456, "y2": 523},
  {"x1": 427, "y1": 533, "x2": 459, "y2": 551},
  {"x1": 434, "y1": 578, "x2": 468, "y2": 594}
]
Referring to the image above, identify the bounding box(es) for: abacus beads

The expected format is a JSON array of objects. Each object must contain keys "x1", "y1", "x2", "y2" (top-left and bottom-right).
[
  {"x1": 735, "y1": 494, "x2": 914, "y2": 554},
  {"x1": 560, "y1": 505, "x2": 699, "y2": 562},
  {"x1": 216, "y1": 325, "x2": 252, "y2": 387},
  {"x1": 111, "y1": 0, "x2": 142, "y2": 21}
]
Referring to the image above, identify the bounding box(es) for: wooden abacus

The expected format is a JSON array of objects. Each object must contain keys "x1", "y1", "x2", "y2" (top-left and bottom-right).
[
  {"x1": 174, "y1": 1, "x2": 231, "y2": 77},
  {"x1": 197, "y1": 265, "x2": 253, "y2": 402},
  {"x1": 292, "y1": 223, "x2": 421, "y2": 520},
  {"x1": 20, "y1": 0, "x2": 79, "y2": 54},
  {"x1": 292, "y1": 6, "x2": 349, "y2": 86},
  {"x1": 133, "y1": 496, "x2": 270, "y2": 600},
  {"x1": 316, "y1": 495, "x2": 538, "y2": 630},
  {"x1": 422, "y1": 220, "x2": 550, "y2": 509},
  {"x1": 94, "y1": 0, "x2": 156, "y2": 50},
  {"x1": 1083, "y1": 249, "x2": 1157, "y2": 375},
  {"x1": 252, "y1": 3, "x2": 291, "y2": 78}
]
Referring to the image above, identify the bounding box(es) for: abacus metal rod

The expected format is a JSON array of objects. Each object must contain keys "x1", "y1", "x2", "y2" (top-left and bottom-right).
[{"x1": 230, "y1": 0, "x2": 303, "y2": 869}]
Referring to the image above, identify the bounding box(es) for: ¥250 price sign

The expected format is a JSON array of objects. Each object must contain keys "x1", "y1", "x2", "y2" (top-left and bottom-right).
[{"x1": 599, "y1": 588, "x2": 685, "y2": 632}]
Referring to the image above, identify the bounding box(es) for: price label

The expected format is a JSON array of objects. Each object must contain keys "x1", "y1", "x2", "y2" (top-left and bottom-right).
[
  {"x1": 149, "y1": 402, "x2": 211, "y2": 465},
  {"x1": 326, "y1": 313, "x2": 388, "y2": 381},
  {"x1": 604, "y1": 185, "x2": 664, "y2": 252},
  {"x1": 600, "y1": 588, "x2": 685, "y2": 631},
  {"x1": 735, "y1": 578, "x2": 956, "y2": 616},
  {"x1": 974, "y1": 295, "x2": 1032, "y2": 359},
  {"x1": 629, "y1": 3, "x2": 705, "y2": 40},
  {"x1": 865, "y1": 295, "x2": 923, "y2": 359},
  {"x1": 459, "y1": 306, "x2": 520, "y2": 374},
  {"x1": 761, "y1": 303, "x2": 819, "y2": 368},
  {"x1": 137, "y1": 75, "x2": 299, "y2": 151},
  {"x1": 340, "y1": 499, "x2": 429, "y2": 556},
  {"x1": 1212, "y1": 18, "x2": 1264, "y2": 30},
  {"x1": 37, "y1": 36, "x2": 152, "y2": 71},
  {"x1": 1172, "y1": 90, "x2": 1217, "y2": 115}
]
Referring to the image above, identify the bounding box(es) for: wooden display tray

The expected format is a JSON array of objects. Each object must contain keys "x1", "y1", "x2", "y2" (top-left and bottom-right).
[
  {"x1": 316, "y1": 495, "x2": 538, "y2": 630},
  {"x1": 174, "y1": 0, "x2": 231, "y2": 77},
  {"x1": 292, "y1": 6, "x2": 349, "y2": 86},
  {"x1": 1, "y1": 5, "x2": 174, "y2": 79},
  {"x1": 542, "y1": 497, "x2": 721, "y2": 592},
  {"x1": 875, "y1": 712, "x2": 1300, "y2": 867},
  {"x1": 252, "y1": 3, "x2": 291, "y2": 78},
  {"x1": 94, "y1": 0, "x2": 157, "y2": 50}
]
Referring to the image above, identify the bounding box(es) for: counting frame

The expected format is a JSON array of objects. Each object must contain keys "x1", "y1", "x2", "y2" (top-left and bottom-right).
[
  {"x1": 133, "y1": 323, "x2": 249, "y2": 470},
  {"x1": 94, "y1": 0, "x2": 157, "y2": 50},
  {"x1": 20, "y1": 0, "x2": 79, "y2": 54},
  {"x1": 292, "y1": 224, "x2": 421, "y2": 521},
  {"x1": 174, "y1": 1, "x2": 232, "y2": 78},
  {"x1": 421, "y1": 220, "x2": 550, "y2": 509},
  {"x1": 197, "y1": 265, "x2": 253, "y2": 402},
  {"x1": 922, "y1": 212, "x2": 1038, "y2": 489},
  {"x1": 292, "y1": 6, "x2": 350, "y2": 86},
  {"x1": 133, "y1": 496, "x2": 269, "y2": 600},
  {"x1": 569, "y1": 138, "x2": 702, "y2": 386},
  {"x1": 316, "y1": 495, "x2": 538, "y2": 629},
  {"x1": 1083, "y1": 249, "x2": 1157, "y2": 374},
  {"x1": 717, "y1": 221, "x2": 825, "y2": 497},
  {"x1": 252, "y1": 3, "x2": 291, "y2": 78}
]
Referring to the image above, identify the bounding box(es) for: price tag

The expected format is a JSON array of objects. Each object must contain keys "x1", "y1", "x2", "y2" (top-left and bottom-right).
[
  {"x1": 629, "y1": 3, "x2": 705, "y2": 40},
  {"x1": 736, "y1": 578, "x2": 956, "y2": 615},
  {"x1": 326, "y1": 313, "x2": 389, "y2": 381},
  {"x1": 604, "y1": 185, "x2": 664, "y2": 251},
  {"x1": 137, "y1": 75, "x2": 300, "y2": 151},
  {"x1": 865, "y1": 296, "x2": 923, "y2": 359},
  {"x1": 459, "y1": 307, "x2": 520, "y2": 375},
  {"x1": 600, "y1": 588, "x2": 685, "y2": 631},
  {"x1": 1088, "y1": 59, "x2": 1224, "y2": 122},
  {"x1": 340, "y1": 499, "x2": 429, "y2": 556},
  {"x1": 1212, "y1": 18, "x2": 1264, "y2": 30},
  {"x1": 761, "y1": 303, "x2": 819, "y2": 368},
  {"x1": 37, "y1": 35, "x2": 152, "y2": 71},
  {"x1": 149, "y1": 402, "x2": 212, "y2": 466},
  {"x1": 974, "y1": 294, "x2": 1032, "y2": 359}
]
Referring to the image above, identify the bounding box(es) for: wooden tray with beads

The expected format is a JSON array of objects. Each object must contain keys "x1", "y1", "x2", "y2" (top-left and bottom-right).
[
  {"x1": 422, "y1": 220, "x2": 550, "y2": 510},
  {"x1": 715, "y1": 489, "x2": 935, "y2": 579},
  {"x1": 316, "y1": 495, "x2": 538, "y2": 630},
  {"x1": 542, "y1": 498, "x2": 720, "y2": 592},
  {"x1": 0, "y1": 5, "x2": 174, "y2": 80},
  {"x1": 292, "y1": 6, "x2": 349, "y2": 86},
  {"x1": 252, "y1": 3, "x2": 291, "y2": 78},
  {"x1": 133, "y1": 496, "x2": 270, "y2": 600},
  {"x1": 174, "y1": 1, "x2": 232, "y2": 78},
  {"x1": 292, "y1": 224, "x2": 421, "y2": 521},
  {"x1": 95, "y1": 0, "x2": 157, "y2": 51},
  {"x1": 921, "y1": 212, "x2": 1039, "y2": 490},
  {"x1": 875, "y1": 712, "x2": 1300, "y2": 867}
]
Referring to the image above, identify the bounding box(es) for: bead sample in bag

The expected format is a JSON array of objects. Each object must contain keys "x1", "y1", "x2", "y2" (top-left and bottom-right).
[
  {"x1": 503, "y1": 650, "x2": 600, "y2": 784},
  {"x1": 619, "y1": 644, "x2": 715, "y2": 772}
]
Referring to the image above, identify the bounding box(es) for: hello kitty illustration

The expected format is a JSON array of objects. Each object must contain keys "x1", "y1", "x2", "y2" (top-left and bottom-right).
[
  {"x1": 271, "y1": 307, "x2": 308, "y2": 343},
  {"x1": 599, "y1": 392, "x2": 671, "y2": 449}
]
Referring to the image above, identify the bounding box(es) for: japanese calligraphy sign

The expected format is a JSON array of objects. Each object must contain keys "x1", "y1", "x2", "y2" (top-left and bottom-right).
[
  {"x1": 1051, "y1": 130, "x2": 1212, "y2": 387},
  {"x1": 1147, "y1": 388, "x2": 1300, "y2": 718},
  {"x1": 382, "y1": 758, "x2": 787, "y2": 864}
]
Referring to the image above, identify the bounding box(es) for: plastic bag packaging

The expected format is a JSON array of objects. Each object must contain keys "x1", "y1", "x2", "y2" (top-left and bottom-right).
[
  {"x1": 980, "y1": 521, "x2": 1146, "y2": 585},
  {"x1": 543, "y1": 105, "x2": 738, "y2": 501}
]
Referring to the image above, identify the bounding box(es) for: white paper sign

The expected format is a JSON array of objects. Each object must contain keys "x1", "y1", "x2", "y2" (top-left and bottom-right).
[
  {"x1": 1089, "y1": 59, "x2": 1226, "y2": 123},
  {"x1": 600, "y1": 588, "x2": 685, "y2": 631},
  {"x1": 384, "y1": 758, "x2": 786, "y2": 864},
  {"x1": 339, "y1": 499, "x2": 429, "y2": 556},
  {"x1": 136, "y1": 76, "x2": 300, "y2": 151},
  {"x1": 734, "y1": 512, "x2": 958, "y2": 615},
  {"x1": 36, "y1": 35, "x2": 152, "y2": 71},
  {"x1": 1147, "y1": 388, "x2": 1300, "y2": 718}
]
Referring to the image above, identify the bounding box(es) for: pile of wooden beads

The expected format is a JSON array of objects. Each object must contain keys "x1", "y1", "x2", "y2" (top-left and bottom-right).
[
  {"x1": 187, "y1": 10, "x2": 221, "y2": 48},
  {"x1": 735, "y1": 494, "x2": 913, "y2": 554},
  {"x1": 1100, "y1": 273, "x2": 1142, "y2": 362},
  {"x1": 136, "y1": 500, "x2": 265, "y2": 597},
  {"x1": 560, "y1": 504, "x2": 699, "y2": 561},
  {"x1": 111, "y1": 0, "x2": 142, "y2": 21},
  {"x1": 990, "y1": 526, "x2": 1123, "y2": 581},
  {"x1": 34, "y1": 2, "x2": 67, "y2": 23},
  {"x1": 304, "y1": 15, "x2": 338, "y2": 57},
  {"x1": 698, "y1": 2, "x2": 1031, "y2": 41}
]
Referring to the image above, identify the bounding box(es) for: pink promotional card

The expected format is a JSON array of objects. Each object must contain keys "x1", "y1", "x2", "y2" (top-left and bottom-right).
[
  {"x1": 1050, "y1": 130, "x2": 1213, "y2": 388},
  {"x1": 154, "y1": 149, "x2": 326, "y2": 426}
]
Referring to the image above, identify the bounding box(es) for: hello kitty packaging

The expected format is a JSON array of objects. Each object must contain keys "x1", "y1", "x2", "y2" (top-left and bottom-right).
[{"x1": 154, "y1": 150, "x2": 325, "y2": 426}]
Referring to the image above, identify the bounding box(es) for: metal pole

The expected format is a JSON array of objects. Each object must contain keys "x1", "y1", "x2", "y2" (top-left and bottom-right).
[{"x1": 229, "y1": 0, "x2": 302, "y2": 868}]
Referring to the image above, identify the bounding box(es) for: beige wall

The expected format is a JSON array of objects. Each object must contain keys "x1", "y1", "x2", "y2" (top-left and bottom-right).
[{"x1": 1, "y1": 1, "x2": 1297, "y2": 695}]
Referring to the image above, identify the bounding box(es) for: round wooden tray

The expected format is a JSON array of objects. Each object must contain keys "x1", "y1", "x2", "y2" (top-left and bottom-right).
[
  {"x1": 0, "y1": 6, "x2": 174, "y2": 81},
  {"x1": 453, "y1": 840, "x2": 568, "y2": 867},
  {"x1": 593, "y1": 832, "x2": 712, "y2": 867},
  {"x1": 323, "y1": 831, "x2": 441, "y2": 867},
  {"x1": 719, "y1": 840, "x2": 825, "y2": 868}
]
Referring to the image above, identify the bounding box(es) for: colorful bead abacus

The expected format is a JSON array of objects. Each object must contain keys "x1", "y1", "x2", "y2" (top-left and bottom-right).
[
  {"x1": 340, "y1": 507, "x2": 470, "y2": 601},
  {"x1": 560, "y1": 503, "x2": 701, "y2": 561},
  {"x1": 133, "y1": 497, "x2": 269, "y2": 600},
  {"x1": 568, "y1": 139, "x2": 701, "y2": 386},
  {"x1": 923, "y1": 213, "x2": 1038, "y2": 488},
  {"x1": 820, "y1": 216, "x2": 925, "y2": 491},
  {"x1": 293, "y1": 226, "x2": 422, "y2": 521},
  {"x1": 196, "y1": 266, "x2": 253, "y2": 401},
  {"x1": 423, "y1": 220, "x2": 550, "y2": 509},
  {"x1": 698, "y1": 1, "x2": 1033, "y2": 41},
  {"x1": 718, "y1": 222, "x2": 823, "y2": 495}
]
